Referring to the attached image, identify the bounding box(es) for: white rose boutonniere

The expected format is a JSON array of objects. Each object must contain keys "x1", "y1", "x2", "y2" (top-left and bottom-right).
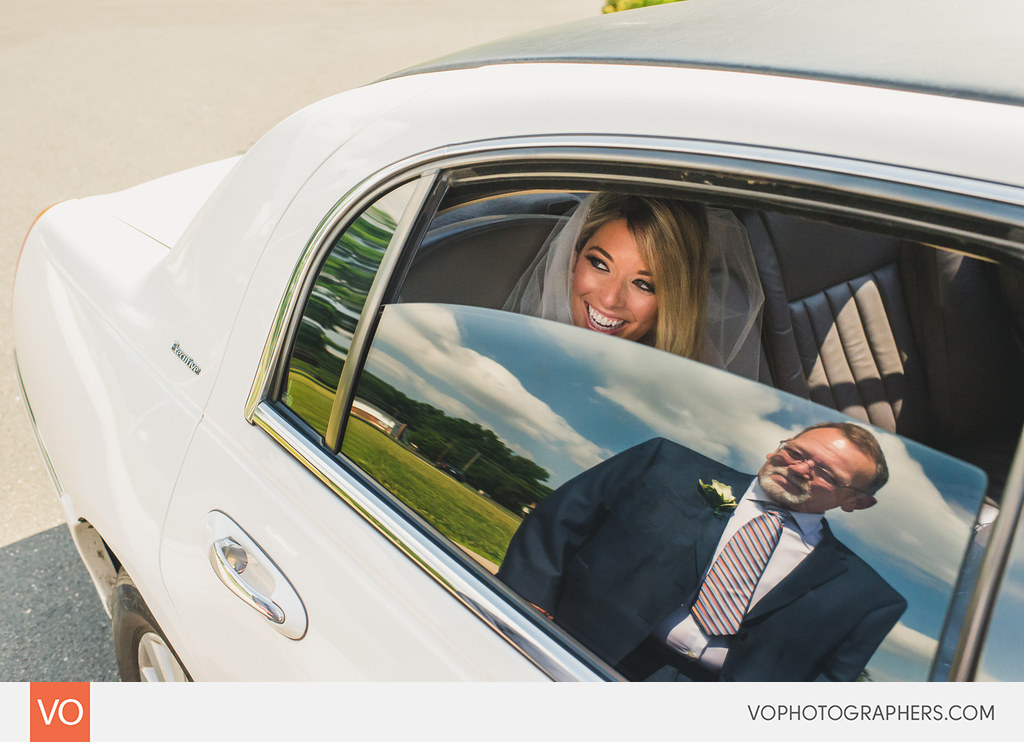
[{"x1": 698, "y1": 478, "x2": 737, "y2": 518}]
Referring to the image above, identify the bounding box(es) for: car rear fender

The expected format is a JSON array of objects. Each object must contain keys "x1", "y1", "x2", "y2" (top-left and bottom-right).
[{"x1": 13, "y1": 203, "x2": 207, "y2": 621}]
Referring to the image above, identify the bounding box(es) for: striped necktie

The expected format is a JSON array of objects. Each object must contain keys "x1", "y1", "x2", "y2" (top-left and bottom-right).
[{"x1": 691, "y1": 510, "x2": 786, "y2": 636}]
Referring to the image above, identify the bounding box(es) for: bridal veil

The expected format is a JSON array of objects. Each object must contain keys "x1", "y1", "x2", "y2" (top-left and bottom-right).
[{"x1": 502, "y1": 194, "x2": 765, "y2": 380}]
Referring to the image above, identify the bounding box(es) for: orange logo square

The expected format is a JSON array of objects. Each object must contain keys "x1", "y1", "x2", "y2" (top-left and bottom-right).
[{"x1": 30, "y1": 683, "x2": 90, "y2": 742}]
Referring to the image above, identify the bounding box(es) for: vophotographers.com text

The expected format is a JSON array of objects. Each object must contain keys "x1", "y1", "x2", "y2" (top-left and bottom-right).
[{"x1": 748, "y1": 704, "x2": 995, "y2": 722}]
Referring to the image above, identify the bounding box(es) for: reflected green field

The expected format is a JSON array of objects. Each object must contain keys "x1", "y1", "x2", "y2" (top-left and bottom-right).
[
  {"x1": 283, "y1": 365, "x2": 334, "y2": 437},
  {"x1": 343, "y1": 417, "x2": 522, "y2": 566}
]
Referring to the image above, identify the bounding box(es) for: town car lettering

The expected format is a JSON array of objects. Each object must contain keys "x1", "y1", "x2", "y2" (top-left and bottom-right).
[{"x1": 171, "y1": 342, "x2": 202, "y2": 375}]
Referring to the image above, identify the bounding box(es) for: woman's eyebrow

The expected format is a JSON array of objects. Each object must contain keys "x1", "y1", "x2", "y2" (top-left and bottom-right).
[
  {"x1": 585, "y1": 245, "x2": 652, "y2": 275},
  {"x1": 586, "y1": 245, "x2": 614, "y2": 262}
]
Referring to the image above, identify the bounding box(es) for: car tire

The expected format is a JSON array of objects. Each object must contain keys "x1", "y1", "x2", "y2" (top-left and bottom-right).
[{"x1": 111, "y1": 568, "x2": 192, "y2": 682}]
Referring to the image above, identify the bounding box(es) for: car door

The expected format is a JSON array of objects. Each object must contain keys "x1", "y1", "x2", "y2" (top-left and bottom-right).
[
  {"x1": 156, "y1": 168, "x2": 552, "y2": 680},
  {"x1": 159, "y1": 139, "x2": 1021, "y2": 681}
]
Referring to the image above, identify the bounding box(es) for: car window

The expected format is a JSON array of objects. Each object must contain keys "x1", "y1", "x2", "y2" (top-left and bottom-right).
[
  {"x1": 339, "y1": 302, "x2": 990, "y2": 681},
  {"x1": 976, "y1": 491, "x2": 1024, "y2": 681},
  {"x1": 399, "y1": 185, "x2": 1024, "y2": 503},
  {"x1": 268, "y1": 167, "x2": 1022, "y2": 680},
  {"x1": 281, "y1": 180, "x2": 418, "y2": 438}
]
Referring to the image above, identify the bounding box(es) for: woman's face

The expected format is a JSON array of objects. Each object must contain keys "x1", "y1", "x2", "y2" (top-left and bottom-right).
[{"x1": 570, "y1": 217, "x2": 659, "y2": 343}]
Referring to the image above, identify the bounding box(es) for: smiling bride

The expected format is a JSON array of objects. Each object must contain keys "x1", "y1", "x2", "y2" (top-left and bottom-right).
[{"x1": 503, "y1": 192, "x2": 765, "y2": 379}]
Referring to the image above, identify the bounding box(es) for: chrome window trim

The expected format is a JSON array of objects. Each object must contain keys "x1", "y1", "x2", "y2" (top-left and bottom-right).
[
  {"x1": 324, "y1": 174, "x2": 437, "y2": 450},
  {"x1": 948, "y1": 434, "x2": 1024, "y2": 680},
  {"x1": 496, "y1": 134, "x2": 1024, "y2": 208},
  {"x1": 432, "y1": 138, "x2": 1024, "y2": 260},
  {"x1": 252, "y1": 401, "x2": 616, "y2": 681},
  {"x1": 247, "y1": 134, "x2": 1024, "y2": 681},
  {"x1": 245, "y1": 167, "x2": 439, "y2": 424}
]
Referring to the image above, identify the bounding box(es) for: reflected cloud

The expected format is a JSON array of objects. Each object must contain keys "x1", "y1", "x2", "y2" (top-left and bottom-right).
[
  {"x1": 356, "y1": 303, "x2": 993, "y2": 681},
  {"x1": 992, "y1": 574, "x2": 1024, "y2": 605},
  {"x1": 879, "y1": 620, "x2": 939, "y2": 667},
  {"x1": 364, "y1": 347, "x2": 477, "y2": 423},
  {"x1": 374, "y1": 305, "x2": 609, "y2": 470},
  {"x1": 585, "y1": 341, "x2": 974, "y2": 589},
  {"x1": 858, "y1": 438, "x2": 980, "y2": 586},
  {"x1": 590, "y1": 356, "x2": 788, "y2": 472},
  {"x1": 585, "y1": 341, "x2": 979, "y2": 587}
]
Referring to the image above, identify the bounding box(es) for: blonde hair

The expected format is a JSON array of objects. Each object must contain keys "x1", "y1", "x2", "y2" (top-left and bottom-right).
[{"x1": 577, "y1": 193, "x2": 709, "y2": 359}]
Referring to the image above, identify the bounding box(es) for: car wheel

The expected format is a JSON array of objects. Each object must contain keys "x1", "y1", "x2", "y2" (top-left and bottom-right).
[{"x1": 111, "y1": 568, "x2": 191, "y2": 682}]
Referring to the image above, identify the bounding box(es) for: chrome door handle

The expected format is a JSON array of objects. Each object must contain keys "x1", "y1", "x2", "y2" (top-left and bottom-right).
[
  {"x1": 203, "y1": 511, "x2": 307, "y2": 639},
  {"x1": 210, "y1": 537, "x2": 286, "y2": 624}
]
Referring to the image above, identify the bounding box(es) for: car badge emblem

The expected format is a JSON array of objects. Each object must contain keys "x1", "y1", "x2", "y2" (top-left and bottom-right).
[{"x1": 171, "y1": 342, "x2": 202, "y2": 375}]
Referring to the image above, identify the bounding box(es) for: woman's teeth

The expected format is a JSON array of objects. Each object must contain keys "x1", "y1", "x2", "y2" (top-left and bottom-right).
[{"x1": 588, "y1": 304, "x2": 625, "y2": 330}]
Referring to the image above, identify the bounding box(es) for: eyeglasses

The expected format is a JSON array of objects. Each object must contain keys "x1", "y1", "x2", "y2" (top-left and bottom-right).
[{"x1": 773, "y1": 440, "x2": 858, "y2": 491}]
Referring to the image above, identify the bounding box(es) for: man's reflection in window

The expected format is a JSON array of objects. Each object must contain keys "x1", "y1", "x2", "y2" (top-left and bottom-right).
[{"x1": 498, "y1": 422, "x2": 906, "y2": 681}]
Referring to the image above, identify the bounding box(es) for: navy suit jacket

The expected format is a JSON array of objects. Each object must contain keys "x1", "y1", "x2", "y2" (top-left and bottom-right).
[{"x1": 497, "y1": 438, "x2": 907, "y2": 681}]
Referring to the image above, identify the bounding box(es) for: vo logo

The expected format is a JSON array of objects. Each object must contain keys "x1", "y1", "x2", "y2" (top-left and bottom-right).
[{"x1": 30, "y1": 683, "x2": 89, "y2": 742}]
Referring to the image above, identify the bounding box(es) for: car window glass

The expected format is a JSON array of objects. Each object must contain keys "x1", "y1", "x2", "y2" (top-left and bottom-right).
[
  {"x1": 340, "y1": 302, "x2": 989, "y2": 681},
  {"x1": 273, "y1": 171, "x2": 1020, "y2": 680},
  {"x1": 976, "y1": 491, "x2": 1024, "y2": 681},
  {"x1": 281, "y1": 181, "x2": 418, "y2": 437},
  {"x1": 398, "y1": 189, "x2": 1022, "y2": 510}
]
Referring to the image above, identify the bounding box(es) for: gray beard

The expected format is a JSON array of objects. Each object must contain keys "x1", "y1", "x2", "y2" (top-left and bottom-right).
[{"x1": 758, "y1": 465, "x2": 812, "y2": 509}]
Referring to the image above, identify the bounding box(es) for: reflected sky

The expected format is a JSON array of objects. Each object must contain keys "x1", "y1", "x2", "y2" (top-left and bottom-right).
[
  {"x1": 363, "y1": 303, "x2": 989, "y2": 680},
  {"x1": 977, "y1": 512, "x2": 1024, "y2": 680}
]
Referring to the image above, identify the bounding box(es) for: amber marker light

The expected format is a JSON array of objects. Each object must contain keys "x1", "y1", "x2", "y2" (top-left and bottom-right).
[{"x1": 14, "y1": 202, "x2": 62, "y2": 286}]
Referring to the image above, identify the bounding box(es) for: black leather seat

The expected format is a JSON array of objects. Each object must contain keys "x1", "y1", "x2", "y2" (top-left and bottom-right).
[
  {"x1": 398, "y1": 193, "x2": 579, "y2": 309},
  {"x1": 400, "y1": 214, "x2": 566, "y2": 309},
  {"x1": 741, "y1": 210, "x2": 1024, "y2": 496}
]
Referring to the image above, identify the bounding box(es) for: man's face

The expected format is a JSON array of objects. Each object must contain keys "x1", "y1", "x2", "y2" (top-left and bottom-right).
[{"x1": 757, "y1": 428, "x2": 877, "y2": 514}]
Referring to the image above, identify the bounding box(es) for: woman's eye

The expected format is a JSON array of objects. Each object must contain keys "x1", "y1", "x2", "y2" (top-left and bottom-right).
[
  {"x1": 585, "y1": 255, "x2": 609, "y2": 271},
  {"x1": 634, "y1": 279, "x2": 655, "y2": 294}
]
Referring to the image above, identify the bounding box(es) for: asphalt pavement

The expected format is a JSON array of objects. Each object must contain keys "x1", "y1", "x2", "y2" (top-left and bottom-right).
[{"x1": 0, "y1": 0, "x2": 599, "y2": 681}]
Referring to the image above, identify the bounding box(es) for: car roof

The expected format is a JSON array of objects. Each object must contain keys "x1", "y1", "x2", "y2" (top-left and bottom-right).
[{"x1": 387, "y1": 0, "x2": 1024, "y2": 107}]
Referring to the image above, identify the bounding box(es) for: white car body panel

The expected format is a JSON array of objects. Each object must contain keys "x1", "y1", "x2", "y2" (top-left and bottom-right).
[
  {"x1": 376, "y1": 64, "x2": 1024, "y2": 188},
  {"x1": 84, "y1": 158, "x2": 241, "y2": 248},
  {"x1": 13, "y1": 203, "x2": 202, "y2": 621},
  {"x1": 161, "y1": 418, "x2": 546, "y2": 680},
  {"x1": 13, "y1": 53, "x2": 1024, "y2": 680}
]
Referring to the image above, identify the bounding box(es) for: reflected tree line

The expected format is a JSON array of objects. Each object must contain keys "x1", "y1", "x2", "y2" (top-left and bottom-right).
[
  {"x1": 354, "y1": 373, "x2": 553, "y2": 514},
  {"x1": 283, "y1": 198, "x2": 554, "y2": 516},
  {"x1": 285, "y1": 204, "x2": 397, "y2": 436}
]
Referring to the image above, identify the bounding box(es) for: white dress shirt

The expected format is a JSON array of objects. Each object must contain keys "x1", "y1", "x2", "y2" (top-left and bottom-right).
[{"x1": 651, "y1": 480, "x2": 825, "y2": 672}]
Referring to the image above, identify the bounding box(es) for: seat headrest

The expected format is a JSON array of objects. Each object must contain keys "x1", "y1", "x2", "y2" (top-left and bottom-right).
[{"x1": 761, "y1": 213, "x2": 902, "y2": 300}]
